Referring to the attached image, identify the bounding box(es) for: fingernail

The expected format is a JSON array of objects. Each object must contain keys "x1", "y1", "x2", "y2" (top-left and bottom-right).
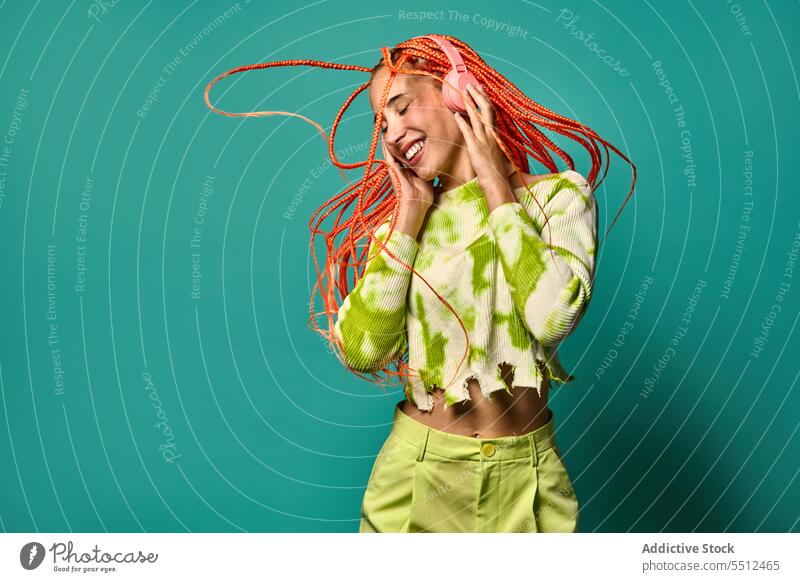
[{"x1": 466, "y1": 83, "x2": 473, "y2": 90}]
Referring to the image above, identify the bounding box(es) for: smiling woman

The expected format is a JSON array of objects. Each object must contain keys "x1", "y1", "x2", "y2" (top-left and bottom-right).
[
  {"x1": 204, "y1": 33, "x2": 636, "y2": 533},
  {"x1": 370, "y1": 56, "x2": 466, "y2": 188}
]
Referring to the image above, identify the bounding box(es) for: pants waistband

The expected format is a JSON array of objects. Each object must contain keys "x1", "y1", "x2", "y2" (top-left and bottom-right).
[{"x1": 390, "y1": 401, "x2": 557, "y2": 466}]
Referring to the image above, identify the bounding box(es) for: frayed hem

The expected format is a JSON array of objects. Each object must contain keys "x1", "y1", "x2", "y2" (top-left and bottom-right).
[
  {"x1": 408, "y1": 357, "x2": 556, "y2": 411},
  {"x1": 536, "y1": 355, "x2": 575, "y2": 385},
  {"x1": 443, "y1": 359, "x2": 545, "y2": 408}
]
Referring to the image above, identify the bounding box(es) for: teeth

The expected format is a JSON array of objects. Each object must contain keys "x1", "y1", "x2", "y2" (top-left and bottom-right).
[{"x1": 404, "y1": 139, "x2": 425, "y2": 160}]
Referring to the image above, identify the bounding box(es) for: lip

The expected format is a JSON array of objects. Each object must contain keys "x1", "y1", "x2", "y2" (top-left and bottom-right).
[
  {"x1": 403, "y1": 138, "x2": 426, "y2": 167},
  {"x1": 400, "y1": 137, "x2": 425, "y2": 156}
]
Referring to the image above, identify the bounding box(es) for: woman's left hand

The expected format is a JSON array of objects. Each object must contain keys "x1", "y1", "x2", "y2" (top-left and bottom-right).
[{"x1": 452, "y1": 84, "x2": 515, "y2": 205}]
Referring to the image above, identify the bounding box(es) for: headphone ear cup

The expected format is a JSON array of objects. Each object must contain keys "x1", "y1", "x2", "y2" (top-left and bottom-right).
[
  {"x1": 442, "y1": 69, "x2": 484, "y2": 113},
  {"x1": 442, "y1": 69, "x2": 464, "y2": 112}
]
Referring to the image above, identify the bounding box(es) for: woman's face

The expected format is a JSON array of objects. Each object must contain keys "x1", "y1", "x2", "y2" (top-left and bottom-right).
[{"x1": 369, "y1": 65, "x2": 464, "y2": 183}]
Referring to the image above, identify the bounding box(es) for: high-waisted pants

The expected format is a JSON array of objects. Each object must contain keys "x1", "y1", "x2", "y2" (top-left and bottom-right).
[{"x1": 360, "y1": 401, "x2": 580, "y2": 533}]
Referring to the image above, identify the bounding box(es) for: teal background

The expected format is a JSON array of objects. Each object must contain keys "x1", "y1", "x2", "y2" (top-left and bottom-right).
[{"x1": 1, "y1": 0, "x2": 798, "y2": 533}]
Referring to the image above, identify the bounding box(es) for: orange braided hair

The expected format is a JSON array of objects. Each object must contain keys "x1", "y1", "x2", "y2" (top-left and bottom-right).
[{"x1": 204, "y1": 34, "x2": 637, "y2": 397}]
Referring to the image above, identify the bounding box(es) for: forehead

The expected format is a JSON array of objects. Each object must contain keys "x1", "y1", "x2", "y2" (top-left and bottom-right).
[{"x1": 368, "y1": 69, "x2": 425, "y2": 113}]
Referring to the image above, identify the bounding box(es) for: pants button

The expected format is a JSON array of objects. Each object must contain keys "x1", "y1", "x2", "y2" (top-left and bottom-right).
[{"x1": 481, "y1": 443, "x2": 496, "y2": 457}]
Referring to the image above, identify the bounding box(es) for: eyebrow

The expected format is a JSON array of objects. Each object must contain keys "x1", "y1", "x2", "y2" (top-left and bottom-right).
[{"x1": 373, "y1": 92, "x2": 407, "y2": 125}]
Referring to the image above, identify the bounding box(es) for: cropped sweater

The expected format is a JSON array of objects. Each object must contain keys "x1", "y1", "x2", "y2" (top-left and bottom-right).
[{"x1": 334, "y1": 170, "x2": 598, "y2": 411}]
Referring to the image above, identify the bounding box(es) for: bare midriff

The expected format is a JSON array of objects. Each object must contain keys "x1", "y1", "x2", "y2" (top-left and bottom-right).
[{"x1": 399, "y1": 363, "x2": 551, "y2": 438}]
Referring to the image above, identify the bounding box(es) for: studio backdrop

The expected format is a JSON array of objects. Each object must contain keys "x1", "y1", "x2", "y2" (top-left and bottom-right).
[{"x1": 1, "y1": 0, "x2": 798, "y2": 533}]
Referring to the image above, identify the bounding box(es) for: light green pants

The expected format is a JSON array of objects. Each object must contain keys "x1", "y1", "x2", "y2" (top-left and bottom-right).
[{"x1": 360, "y1": 401, "x2": 579, "y2": 533}]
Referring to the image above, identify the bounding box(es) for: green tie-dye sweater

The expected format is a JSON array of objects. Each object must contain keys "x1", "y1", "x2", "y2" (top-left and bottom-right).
[{"x1": 334, "y1": 170, "x2": 598, "y2": 411}]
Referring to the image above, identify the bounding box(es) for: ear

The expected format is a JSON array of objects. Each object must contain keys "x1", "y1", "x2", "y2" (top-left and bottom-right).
[{"x1": 407, "y1": 55, "x2": 430, "y2": 70}]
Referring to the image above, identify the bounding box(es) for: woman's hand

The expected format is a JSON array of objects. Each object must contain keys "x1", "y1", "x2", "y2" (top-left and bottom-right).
[
  {"x1": 381, "y1": 135, "x2": 435, "y2": 210},
  {"x1": 381, "y1": 135, "x2": 434, "y2": 239},
  {"x1": 452, "y1": 84, "x2": 516, "y2": 210}
]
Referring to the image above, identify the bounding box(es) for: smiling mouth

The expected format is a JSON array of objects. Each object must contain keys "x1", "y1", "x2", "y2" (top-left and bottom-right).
[{"x1": 403, "y1": 138, "x2": 427, "y2": 167}]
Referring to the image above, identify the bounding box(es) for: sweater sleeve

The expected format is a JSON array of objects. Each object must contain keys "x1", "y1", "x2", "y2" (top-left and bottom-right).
[
  {"x1": 334, "y1": 220, "x2": 418, "y2": 372},
  {"x1": 487, "y1": 172, "x2": 598, "y2": 347}
]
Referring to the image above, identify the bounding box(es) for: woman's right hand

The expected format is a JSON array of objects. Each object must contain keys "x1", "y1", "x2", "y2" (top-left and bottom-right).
[{"x1": 381, "y1": 136, "x2": 433, "y2": 238}]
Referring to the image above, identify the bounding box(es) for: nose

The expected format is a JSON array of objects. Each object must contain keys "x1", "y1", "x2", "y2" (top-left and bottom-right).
[
  {"x1": 383, "y1": 117, "x2": 406, "y2": 149},
  {"x1": 386, "y1": 129, "x2": 406, "y2": 151}
]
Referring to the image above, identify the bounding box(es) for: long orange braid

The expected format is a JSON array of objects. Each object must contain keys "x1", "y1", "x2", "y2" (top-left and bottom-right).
[{"x1": 204, "y1": 34, "x2": 637, "y2": 396}]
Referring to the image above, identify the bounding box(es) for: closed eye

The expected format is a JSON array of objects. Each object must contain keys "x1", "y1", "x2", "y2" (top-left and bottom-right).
[{"x1": 380, "y1": 103, "x2": 411, "y2": 134}]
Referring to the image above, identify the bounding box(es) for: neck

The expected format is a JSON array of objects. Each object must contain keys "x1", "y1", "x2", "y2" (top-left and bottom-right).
[{"x1": 436, "y1": 149, "x2": 477, "y2": 192}]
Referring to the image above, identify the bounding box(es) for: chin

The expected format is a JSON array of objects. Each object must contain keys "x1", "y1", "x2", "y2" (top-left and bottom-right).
[
  {"x1": 407, "y1": 153, "x2": 439, "y2": 182},
  {"x1": 410, "y1": 166, "x2": 437, "y2": 182}
]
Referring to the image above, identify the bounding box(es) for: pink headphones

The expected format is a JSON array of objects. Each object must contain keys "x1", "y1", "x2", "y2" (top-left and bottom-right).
[{"x1": 419, "y1": 34, "x2": 483, "y2": 113}]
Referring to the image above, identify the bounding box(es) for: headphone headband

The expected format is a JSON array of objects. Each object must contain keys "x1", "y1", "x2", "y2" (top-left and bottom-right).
[
  {"x1": 416, "y1": 34, "x2": 482, "y2": 112},
  {"x1": 420, "y1": 34, "x2": 468, "y2": 73}
]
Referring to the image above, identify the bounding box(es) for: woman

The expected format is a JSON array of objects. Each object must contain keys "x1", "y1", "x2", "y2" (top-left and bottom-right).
[{"x1": 204, "y1": 34, "x2": 635, "y2": 533}]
